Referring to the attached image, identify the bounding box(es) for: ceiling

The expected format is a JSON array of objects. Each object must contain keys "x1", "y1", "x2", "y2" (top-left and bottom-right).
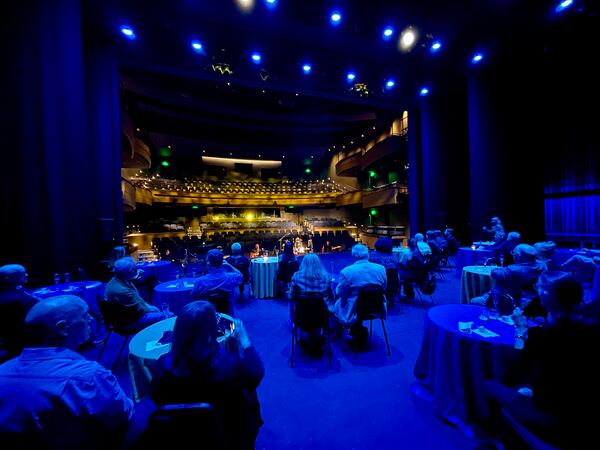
[{"x1": 85, "y1": 0, "x2": 596, "y2": 172}]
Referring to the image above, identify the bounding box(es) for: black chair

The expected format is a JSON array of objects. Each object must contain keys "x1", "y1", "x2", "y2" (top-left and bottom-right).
[
  {"x1": 499, "y1": 409, "x2": 559, "y2": 450},
  {"x1": 198, "y1": 289, "x2": 232, "y2": 316},
  {"x1": 135, "y1": 403, "x2": 224, "y2": 450},
  {"x1": 354, "y1": 284, "x2": 391, "y2": 355},
  {"x1": 290, "y1": 290, "x2": 332, "y2": 368},
  {"x1": 385, "y1": 267, "x2": 403, "y2": 313},
  {"x1": 96, "y1": 300, "x2": 139, "y2": 371},
  {"x1": 490, "y1": 291, "x2": 515, "y2": 316}
]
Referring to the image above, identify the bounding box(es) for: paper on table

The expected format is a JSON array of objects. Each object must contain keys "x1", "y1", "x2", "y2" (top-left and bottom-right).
[
  {"x1": 473, "y1": 326, "x2": 499, "y2": 338},
  {"x1": 184, "y1": 282, "x2": 194, "y2": 288},
  {"x1": 167, "y1": 284, "x2": 177, "y2": 288},
  {"x1": 145, "y1": 340, "x2": 170, "y2": 352},
  {"x1": 499, "y1": 315, "x2": 515, "y2": 326}
]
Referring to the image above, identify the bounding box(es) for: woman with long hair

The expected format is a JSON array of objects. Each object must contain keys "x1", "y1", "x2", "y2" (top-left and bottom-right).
[{"x1": 150, "y1": 301, "x2": 264, "y2": 450}]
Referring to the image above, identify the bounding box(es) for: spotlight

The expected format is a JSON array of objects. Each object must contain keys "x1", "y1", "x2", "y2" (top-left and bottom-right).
[
  {"x1": 251, "y1": 52, "x2": 262, "y2": 64},
  {"x1": 385, "y1": 79, "x2": 396, "y2": 90},
  {"x1": 419, "y1": 87, "x2": 430, "y2": 96},
  {"x1": 382, "y1": 26, "x2": 394, "y2": 41},
  {"x1": 264, "y1": 0, "x2": 278, "y2": 9},
  {"x1": 399, "y1": 27, "x2": 418, "y2": 52},
  {"x1": 302, "y1": 63, "x2": 312, "y2": 74},
  {"x1": 119, "y1": 25, "x2": 136, "y2": 40},
  {"x1": 555, "y1": 0, "x2": 573, "y2": 13},
  {"x1": 430, "y1": 40, "x2": 442, "y2": 53},
  {"x1": 330, "y1": 10, "x2": 342, "y2": 26},
  {"x1": 346, "y1": 71, "x2": 356, "y2": 83},
  {"x1": 190, "y1": 40, "x2": 204, "y2": 54},
  {"x1": 471, "y1": 52, "x2": 484, "y2": 64}
]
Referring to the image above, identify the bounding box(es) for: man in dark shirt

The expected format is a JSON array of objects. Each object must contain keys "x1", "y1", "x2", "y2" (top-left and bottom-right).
[
  {"x1": 227, "y1": 243, "x2": 250, "y2": 299},
  {"x1": 0, "y1": 264, "x2": 39, "y2": 360}
]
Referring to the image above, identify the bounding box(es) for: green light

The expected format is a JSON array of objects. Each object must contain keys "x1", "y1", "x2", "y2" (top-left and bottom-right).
[
  {"x1": 192, "y1": 205, "x2": 199, "y2": 209},
  {"x1": 305, "y1": 168, "x2": 312, "y2": 174},
  {"x1": 369, "y1": 170, "x2": 376, "y2": 177},
  {"x1": 370, "y1": 209, "x2": 377, "y2": 216},
  {"x1": 159, "y1": 147, "x2": 172, "y2": 157},
  {"x1": 161, "y1": 161, "x2": 170, "y2": 167},
  {"x1": 287, "y1": 205, "x2": 295, "y2": 209}
]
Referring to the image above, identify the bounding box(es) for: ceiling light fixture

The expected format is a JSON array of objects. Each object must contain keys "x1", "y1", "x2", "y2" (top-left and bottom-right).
[
  {"x1": 330, "y1": 10, "x2": 342, "y2": 26},
  {"x1": 119, "y1": 25, "x2": 136, "y2": 40}
]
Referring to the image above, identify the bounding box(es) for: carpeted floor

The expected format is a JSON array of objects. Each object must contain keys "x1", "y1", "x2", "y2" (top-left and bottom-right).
[{"x1": 92, "y1": 252, "x2": 479, "y2": 450}]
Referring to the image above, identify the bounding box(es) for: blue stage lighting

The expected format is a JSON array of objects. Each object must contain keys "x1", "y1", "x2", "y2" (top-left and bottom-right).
[
  {"x1": 430, "y1": 40, "x2": 442, "y2": 53},
  {"x1": 264, "y1": 0, "x2": 278, "y2": 9},
  {"x1": 419, "y1": 87, "x2": 430, "y2": 96},
  {"x1": 251, "y1": 52, "x2": 262, "y2": 64},
  {"x1": 330, "y1": 10, "x2": 342, "y2": 26},
  {"x1": 346, "y1": 72, "x2": 356, "y2": 83},
  {"x1": 471, "y1": 52, "x2": 484, "y2": 64},
  {"x1": 191, "y1": 40, "x2": 204, "y2": 54},
  {"x1": 302, "y1": 63, "x2": 312, "y2": 74},
  {"x1": 120, "y1": 25, "x2": 136, "y2": 40},
  {"x1": 555, "y1": 0, "x2": 573, "y2": 13},
  {"x1": 382, "y1": 27, "x2": 394, "y2": 41},
  {"x1": 385, "y1": 79, "x2": 395, "y2": 90}
]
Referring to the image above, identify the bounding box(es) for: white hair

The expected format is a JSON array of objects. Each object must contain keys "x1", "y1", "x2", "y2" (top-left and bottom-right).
[{"x1": 352, "y1": 244, "x2": 369, "y2": 260}]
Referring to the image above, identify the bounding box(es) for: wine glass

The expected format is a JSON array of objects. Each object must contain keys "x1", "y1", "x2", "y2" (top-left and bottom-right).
[
  {"x1": 53, "y1": 273, "x2": 61, "y2": 286},
  {"x1": 499, "y1": 254, "x2": 505, "y2": 267},
  {"x1": 63, "y1": 272, "x2": 70, "y2": 284}
]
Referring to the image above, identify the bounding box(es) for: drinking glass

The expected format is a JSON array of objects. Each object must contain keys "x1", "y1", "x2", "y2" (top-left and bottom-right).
[
  {"x1": 53, "y1": 273, "x2": 61, "y2": 286},
  {"x1": 160, "y1": 302, "x2": 170, "y2": 319},
  {"x1": 499, "y1": 254, "x2": 505, "y2": 267},
  {"x1": 64, "y1": 272, "x2": 70, "y2": 284}
]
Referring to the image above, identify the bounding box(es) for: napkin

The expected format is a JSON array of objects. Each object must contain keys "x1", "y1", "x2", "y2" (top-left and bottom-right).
[
  {"x1": 167, "y1": 284, "x2": 177, "y2": 288},
  {"x1": 499, "y1": 315, "x2": 515, "y2": 326},
  {"x1": 145, "y1": 340, "x2": 170, "y2": 352},
  {"x1": 458, "y1": 321, "x2": 473, "y2": 333},
  {"x1": 473, "y1": 326, "x2": 499, "y2": 338},
  {"x1": 184, "y1": 282, "x2": 194, "y2": 288}
]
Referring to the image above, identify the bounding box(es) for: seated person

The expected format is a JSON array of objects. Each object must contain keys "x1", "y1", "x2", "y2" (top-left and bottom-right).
[
  {"x1": 103, "y1": 257, "x2": 167, "y2": 332},
  {"x1": 276, "y1": 241, "x2": 300, "y2": 292},
  {"x1": 443, "y1": 228, "x2": 460, "y2": 255},
  {"x1": 288, "y1": 253, "x2": 332, "y2": 352},
  {"x1": 0, "y1": 264, "x2": 40, "y2": 361},
  {"x1": 249, "y1": 243, "x2": 262, "y2": 259},
  {"x1": 399, "y1": 238, "x2": 427, "y2": 299},
  {"x1": 369, "y1": 237, "x2": 401, "y2": 302},
  {"x1": 191, "y1": 249, "x2": 243, "y2": 315},
  {"x1": 334, "y1": 244, "x2": 386, "y2": 345},
  {"x1": 414, "y1": 233, "x2": 432, "y2": 256},
  {"x1": 481, "y1": 216, "x2": 506, "y2": 243},
  {"x1": 488, "y1": 231, "x2": 521, "y2": 266},
  {"x1": 321, "y1": 240, "x2": 333, "y2": 253},
  {"x1": 227, "y1": 243, "x2": 250, "y2": 298},
  {"x1": 560, "y1": 253, "x2": 599, "y2": 285},
  {"x1": 150, "y1": 301, "x2": 264, "y2": 450},
  {"x1": 0, "y1": 295, "x2": 133, "y2": 450},
  {"x1": 471, "y1": 244, "x2": 547, "y2": 310},
  {"x1": 533, "y1": 241, "x2": 557, "y2": 268},
  {"x1": 482, "y1": 271, "x2": 600, "y2": 449}
]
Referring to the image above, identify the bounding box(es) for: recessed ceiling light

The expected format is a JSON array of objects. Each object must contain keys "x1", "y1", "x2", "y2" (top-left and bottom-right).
[
  {"x1": 330, "y1": 10, "x2": 342, "y2": 26},
  {"x1": 119, "y1": 25, "x2": 136, "y2": 40}
]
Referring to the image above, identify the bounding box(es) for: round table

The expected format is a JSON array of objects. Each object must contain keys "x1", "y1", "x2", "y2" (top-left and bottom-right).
[
  {"x1": 128, "y1": 313, "x2": 233, "y2": 402},
  {"x1": 135, "y1": 260, "x2": 172, "y2": 282},
  {"x1": 455, "y1": 247, "x2": 493, "y2": 276},
  {"x1": 413, "y1": 304, "x2": 520, "y2": 437},
  {"x1": 251, "y1": 256, "x2": 279, "y2": 298},
  {"x1": 32, "y1": 280, "x2": 103, "y2": 315},
  {"x1": 460, "y1": 265, "x2": 496, "y2": 304},
  {"x1": 153, "y1": 278, "x2": 197, "y2": 315}
]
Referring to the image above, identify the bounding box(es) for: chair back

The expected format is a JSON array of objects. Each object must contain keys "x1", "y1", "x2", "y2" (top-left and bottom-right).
[
  {"x1": 292, "y1": 290, "x2": 328, "y2": 331},
  {"x1": 203, "y1": 289, "x2": 232, "y2": 315},
  {"x1": 228, "y1": 256, "x2": 250, "y2": 283},
  {"x1": 385, "y1": 268, "x2": 400, "y2": 298},
  {"x1": 491, "y1": 291, "x2": 515, "y2": 316},
  {"x1": 356, "y1": 284, "x2": 386, "y2": 320},
  {"x1": 97, "y1": 299, "x2": 139, "y2": 335},
  {"x1": 142, "y1": 403, "x2": 224, "y2": 450}
]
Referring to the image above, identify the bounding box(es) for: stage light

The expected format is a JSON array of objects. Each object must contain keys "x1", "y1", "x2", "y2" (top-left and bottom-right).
[
  {"x1": 346, "y1": 71, "x2": 356, "y2": 83},
  {"x1": 399, "y1": 27, "x2": 418, "y2": 52},
  {"x1": 251, "y1": 52, "x2": 262, "y2": 64},
  {"x1": 302, "y1": 63, "x2": 312, "y2": 74},
  {"x1": 471, "y1": 52, "x2": 484, "y2": 64},
  {"x1": 264, "y1": 0, "x2": 278, "y2": 9},
  {"x1": 382, "y1": 26, "x2": 394, "y2": 41},
  {"x1": 419, "y1": 87, "x2": 430, "y2": 96},
  {"x1": 430, "y1": 40, "x2": 442, "y2": 53},
  {"x1": 235, "y1": 0, "x2": 255, "y2": 13},
  {"x1": 120, "y1": 25, "x2": 136, "y2": 40},
  {"x1": 385, "y1": 79, "x2": 396, "y2": 90},
  {"x1": 555, "y1": 0, "x2": 573, "y2": 13},
  {"x1": 191, "y1": 40, "x2": 204, "y2": 54},
  {"x1": 330, "y1": 10, "x2": 342, "y2": 26}
]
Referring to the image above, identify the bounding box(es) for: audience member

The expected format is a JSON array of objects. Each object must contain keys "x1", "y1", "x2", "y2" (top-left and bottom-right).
[
  {"x1": 399, "y1": 238, "x2": 427, "y2": 298},
  {"x1": 414, "y1": 233, "x2": 432, "y2": 256},
  {"x1": 482, "y1": 271, "x2": 600, "y2": 449},
  {"x1": 482, "y1": 216, "x2": 505, "y2": 243},
  {"x1": 276, "y1": 241, "x2": 300, "y2": 292},
  {"x1": 249, "y1": 243, "x2": 261, "y2": 259},
  {"x1": 227, "y1": 243, "x2": 251, "y2": 298},
  {"x1": 334, "y1": 244, "x2": 386, "y2": 346},
  {"x1": 471, "y1": 244, "x2": 547, "y2": 310},
  {"x1": 150, "y1": 301, "x2": 264, "y2": 450},
  {"x1": 0, "y1": 295, "x2": 133, "y2": 450},
  {"x1": 488, "y1": 231, "x2": 521, "y2": 266},
  {"x1": 443, "y1": 228, "x2": 460, "y2": 255},
  {"x1": 533, "y1": 241, "x2": 557, "y2": 268},
  {"x1": 104, "y1": 257, "x2": 166, "y2": 331},
  {"x1": 191, "y1": 249, "x2": 243, "y2": 315},
  {"x1": 0, "y1": 264, "x2": 40, "y2": 361},
  {"x1": 288, "y1": 253, "x2": 332, "y2": 352},
  {"x1": 369, "y1": 237, "x2": 400, "y2": 271}
]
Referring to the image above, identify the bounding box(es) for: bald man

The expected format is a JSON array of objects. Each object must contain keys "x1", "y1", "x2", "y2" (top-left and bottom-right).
[{"x1": 0, "y1": 295, "x2": 133, "y2": 450}]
